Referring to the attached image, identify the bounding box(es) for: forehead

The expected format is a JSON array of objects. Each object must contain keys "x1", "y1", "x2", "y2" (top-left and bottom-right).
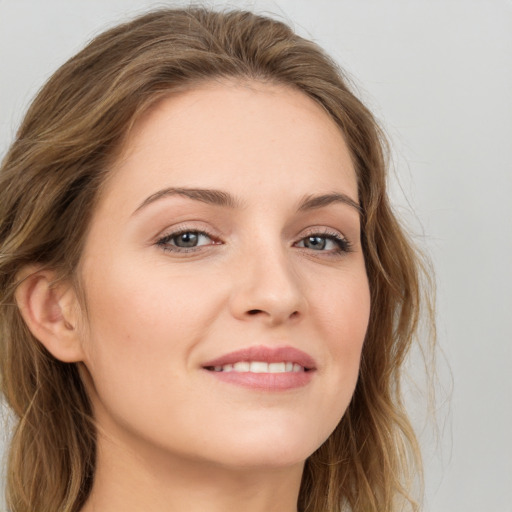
[{"x1": 100, "y1": 80, "x2": 358, "y2": 211}]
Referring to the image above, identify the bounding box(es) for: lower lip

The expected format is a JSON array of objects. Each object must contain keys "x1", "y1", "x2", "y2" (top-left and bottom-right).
[{"x1": 203, "y1": 369, "x2": 314, "y2": 391}]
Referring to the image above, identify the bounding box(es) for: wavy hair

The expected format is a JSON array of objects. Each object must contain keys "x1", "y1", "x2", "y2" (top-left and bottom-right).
[{"x1": 0, "y1": 7, "x2": 434, "y2": 512}]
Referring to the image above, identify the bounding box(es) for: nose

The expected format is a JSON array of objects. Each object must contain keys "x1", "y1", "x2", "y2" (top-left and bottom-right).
[{"x1": 229, "y1": 243, "x2": 308, "y2": 326}]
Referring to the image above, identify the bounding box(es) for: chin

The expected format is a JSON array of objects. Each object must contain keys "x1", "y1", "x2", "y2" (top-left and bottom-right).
[
  {"x1": 212, "y1": 446, "x2": 311, "y2": 471},
  {"x1": 198, "y1": 419, "x2": 332, "y2": 470}
]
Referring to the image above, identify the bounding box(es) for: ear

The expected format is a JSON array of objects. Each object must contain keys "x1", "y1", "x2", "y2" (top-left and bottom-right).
[{"x1": 15, "y1": 266, "x2": 85, "y2": 363}]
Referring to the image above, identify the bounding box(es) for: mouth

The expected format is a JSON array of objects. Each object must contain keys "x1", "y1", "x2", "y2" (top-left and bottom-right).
[
  {"x1": 205, "y1": 361, "x2": 311, "y2": 373},
  {"x1": 201, "y1": 345, "x2": 316, "y2": 391}
]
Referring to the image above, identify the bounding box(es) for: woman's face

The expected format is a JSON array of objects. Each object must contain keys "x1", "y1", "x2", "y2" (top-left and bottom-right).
[{"x1": 76, "y1": 81, "x2": 370, "y2": 470}]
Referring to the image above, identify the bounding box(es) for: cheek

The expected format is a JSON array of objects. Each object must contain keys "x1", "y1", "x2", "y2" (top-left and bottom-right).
[
  {"x1": 307, "y1": 267, "x2": 370, "y2": 412},
  {"x1": 77, "y1": 245, "x2": 370, "y2": 461},
  {"x1": 313, "y1": 266, "x2": 370, "y2": 351},
  {"x1": 80, "y1": 259, "x2": 224, "y2": 385},
  {"x1": 78, "y1": 265, "x2": 219, "y2": 436}
]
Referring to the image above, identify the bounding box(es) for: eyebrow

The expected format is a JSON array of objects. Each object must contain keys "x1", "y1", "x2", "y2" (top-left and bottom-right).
[
  {"x1": 132, "y1": 187, "x2": 241, "y2": 215},
  {"x1": 297, "y1": 192, "x2": 362, "y2": 214},
  {"x1": 132, "y1": 187, "x2": 362, "y2": 215}
]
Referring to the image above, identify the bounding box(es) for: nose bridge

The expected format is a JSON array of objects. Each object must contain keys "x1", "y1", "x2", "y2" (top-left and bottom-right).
[{"x1": 230, "y1": 232, "x2": 307, "y2": 324}]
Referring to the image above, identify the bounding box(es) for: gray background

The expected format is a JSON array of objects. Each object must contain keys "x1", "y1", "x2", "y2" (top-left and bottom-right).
[{"x1": 1, "y1": 1, "x2": 511, "y2": 511}]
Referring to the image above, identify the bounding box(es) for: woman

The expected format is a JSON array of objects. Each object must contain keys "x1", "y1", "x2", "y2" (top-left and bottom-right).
[{"x1": 0, "y1": 7, "x2": 433, "y2": 512}]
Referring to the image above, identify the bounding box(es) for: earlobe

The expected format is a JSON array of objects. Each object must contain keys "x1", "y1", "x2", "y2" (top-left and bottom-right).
[{"x1": 15, "y1": 267, "x2": 85, "y2": 363}]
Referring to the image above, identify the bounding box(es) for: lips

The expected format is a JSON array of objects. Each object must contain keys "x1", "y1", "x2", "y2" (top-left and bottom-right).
[
  {"x1": 201, "y1": 345, "x2": 316, "y2": 391},
  {"x1": 202, "y1": 345, "x2": 316, "y2": 371}
]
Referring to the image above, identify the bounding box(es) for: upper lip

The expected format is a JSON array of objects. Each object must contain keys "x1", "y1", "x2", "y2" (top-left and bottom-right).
[{"x1": 201, "y1": 345, "x2": 317, "y2": 370}]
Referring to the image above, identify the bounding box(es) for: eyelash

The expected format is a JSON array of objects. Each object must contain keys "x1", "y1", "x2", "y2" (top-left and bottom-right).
[
  {"x1": 155, "y1": 228, "x2": 352, "y2": 256},
  {"x1": 155, "y1": 228, "x2": 219, "y2": 254},
  {"x1": 296, "y1": 229, "x2": 353, "y2": 255}
]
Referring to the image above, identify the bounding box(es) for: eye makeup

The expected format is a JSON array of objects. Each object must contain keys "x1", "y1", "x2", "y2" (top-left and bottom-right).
[{"x1": 155, "y1": 225, "x2": 352, "y2": 258}]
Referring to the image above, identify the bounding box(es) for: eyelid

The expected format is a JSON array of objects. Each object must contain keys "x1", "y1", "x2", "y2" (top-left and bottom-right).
[
  {"x1": 153, "y1": 223, "x2": 353, "y2": 256},
  {"x1": 158, "y1": 229, "x2": 213, "y2": 245},
  {"x1": 294, "y1": 227, "x2": 353, "y2": 254},
  {"x1": 154, "y1": 221, "x2": 219, "y2": 241},
  {"x1": 298, "y1": 226, "x2": 349, "y2": 243},
  {"x1": 154, "y1": 223, "x2": 222, "y2": 253}
]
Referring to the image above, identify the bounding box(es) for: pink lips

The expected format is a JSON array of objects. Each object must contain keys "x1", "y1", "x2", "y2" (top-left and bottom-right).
[{"x1": 201, "y1": 345, "x2": 316, "y2": 391}]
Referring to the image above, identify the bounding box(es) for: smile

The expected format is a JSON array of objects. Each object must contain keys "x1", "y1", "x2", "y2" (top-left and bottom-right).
[
  {"x1": 207, "y1": 361, "x2": 308, "y2": 373},
  {"x1": 201, "y1": 345, "x2": 316, "y2": 391}
]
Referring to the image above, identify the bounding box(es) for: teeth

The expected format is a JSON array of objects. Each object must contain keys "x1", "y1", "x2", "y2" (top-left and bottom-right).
[
  {"x1": 250, "y1": 361, "x2": 268, "y2": 373},
  {"x1": 268, "y1": 362, "x2": 286, "y2": 373},
  {"x1": 211, "y1": 361, "x2": 304, "y2": 373},
  {"x1": 233, "y1": 361, "x2": 250, "y2": 372}
]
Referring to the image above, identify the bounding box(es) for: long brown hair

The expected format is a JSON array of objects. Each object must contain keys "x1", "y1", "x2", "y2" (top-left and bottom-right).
[{"x1": 0, "y1": 7, "x2": 434, "y2": 511}]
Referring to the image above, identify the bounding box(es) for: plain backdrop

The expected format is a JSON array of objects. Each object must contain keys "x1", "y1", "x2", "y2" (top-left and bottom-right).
[{"x1": 1, "y1": 1, "x2": 511, "y2": 511}]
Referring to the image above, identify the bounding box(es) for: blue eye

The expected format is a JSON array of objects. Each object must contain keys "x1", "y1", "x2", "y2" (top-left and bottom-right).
[
  {"x1": 157, "y1": 230, "x2": 214, "y2": 251},
  {"x1": 295, "y1": 233, "x2": 351, "y2": 253},
  {"x1": 156, "y1": 229, "x2": 351, "y2": 255}
]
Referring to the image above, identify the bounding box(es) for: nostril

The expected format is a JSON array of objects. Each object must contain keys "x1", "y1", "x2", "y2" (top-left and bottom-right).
[{"x1": 247, "y1": 309, "x2": 263, "y2": 315}]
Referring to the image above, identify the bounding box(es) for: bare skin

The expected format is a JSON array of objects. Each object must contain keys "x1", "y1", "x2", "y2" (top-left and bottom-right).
[{"x1": 62, "y1": 81, "x2": 369, "y2": 512}]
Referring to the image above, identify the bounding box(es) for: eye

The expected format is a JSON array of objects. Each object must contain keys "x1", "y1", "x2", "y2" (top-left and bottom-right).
[
  {"x1": 295, "y1": 232, "x2": 351, "y2": 254},
  {"x1": 156, "y1": 230, "x2": 216, "y2": 252}
]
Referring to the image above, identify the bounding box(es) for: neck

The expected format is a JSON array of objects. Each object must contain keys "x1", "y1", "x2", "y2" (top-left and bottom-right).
[{"x1": 80, "y1": 427, "x2": 304, "y2": 512}]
